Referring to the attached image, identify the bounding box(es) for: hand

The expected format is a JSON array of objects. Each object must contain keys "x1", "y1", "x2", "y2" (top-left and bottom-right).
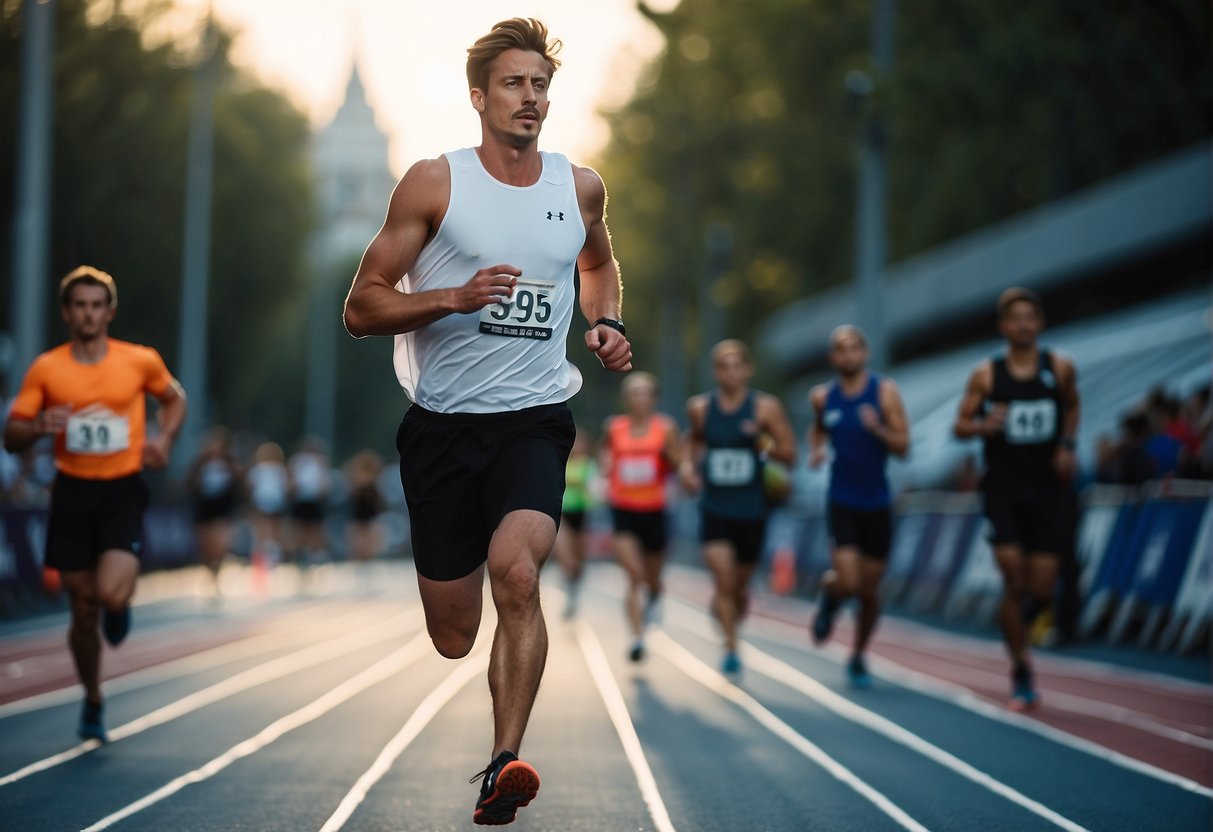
[
  {"x1": 37, "y1": 405, "x2": 72, "y2": 436},
  {"x1": 1053, "y1": 445, "x2": 1077, "y2": 483},
  {"x1": 808, "y1": 446, "x2": 828, "y2": 469},
  {"x1": 585, "y1": 324, "x2": 632, "y2": 372},
  {"x1": 983, "y1": 403, "x2": 1008, "y2": 436},
  {"x1": 858, "y1": 404, "x2": 881, "y2": 433},
  {"x1": 142, "y1": 434, "x2": 173, "y2": 469},
  {"x1": 679, "y1": 462, "x2": 701, "y2": 494},
  {"x1": 452, "y1": 265, "x2": 520, "y2": 313}
]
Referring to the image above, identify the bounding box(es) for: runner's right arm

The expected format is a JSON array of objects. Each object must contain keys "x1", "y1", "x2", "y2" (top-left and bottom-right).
[
  {"x1": 953, "y1": 361, "x2": 1003, "y2": 439},
  {"x1": 343, "y1": 159, "x2": 521, "y2": 338},
  {"x1": 2, "y1": 361, "x2": 70, "y2": 454},
  {"x1": 679, "y1": 396, "x2": 707, "y2": 492},
  {"x1": 807, "y1": 385, "x2": 829, "y2": 469}
]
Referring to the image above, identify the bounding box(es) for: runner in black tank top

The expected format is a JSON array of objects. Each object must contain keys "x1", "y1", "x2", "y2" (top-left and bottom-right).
[
  {"x1": 682, "y1": 340, "x2": 796, "y2": 676},
  {"x1": 955, "y1": 288, "x2": 1080, "y2": 712}
]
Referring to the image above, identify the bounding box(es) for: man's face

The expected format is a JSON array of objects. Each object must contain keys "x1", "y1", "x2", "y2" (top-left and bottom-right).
[
  {"x1": 829, "y1": 333, "x2": 867, "y2": 377},
  {"x1": 472, "y1": 49, "x2": 551, "y2": 149},
  {"x1": 998, "y1": 300, "x2": 1042, "y2": 349},
  {"x1": 623, "y1": 381, "x2": 657, "y2": 416},
  {"x1": 713, "y1": 350, "x2": 752, "y2": 392},
  {"x1": 61, "y1": 283, "x2": 114, "y2": 341}
]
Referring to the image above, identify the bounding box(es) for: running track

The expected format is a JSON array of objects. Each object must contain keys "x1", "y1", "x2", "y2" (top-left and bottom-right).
[{"x1": 0, "y1": 561, "x2": 1208, "y2": 831}]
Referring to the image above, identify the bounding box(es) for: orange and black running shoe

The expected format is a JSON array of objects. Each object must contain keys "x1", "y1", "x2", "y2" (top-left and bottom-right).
[{"x1": 471, "y1": 751, "x2": 540, "y2": 826}]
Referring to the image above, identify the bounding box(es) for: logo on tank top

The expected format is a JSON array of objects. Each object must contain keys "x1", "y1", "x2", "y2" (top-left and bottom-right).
[
  {"x1": 546, "y1": 211, "x2": 565, "y2": 221},
  {"x1": 1040, "y1": 368, "x2": 1056, "y2": 389},
  {"x1": 823, "y1": 409, "x2": 842, "y2": 428}
]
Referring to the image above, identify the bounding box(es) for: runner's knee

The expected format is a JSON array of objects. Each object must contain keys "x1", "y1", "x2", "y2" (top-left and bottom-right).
[
  {"x1": 429, "y1": 624, "x2": 477, "y2": 659},
  {"x1": 491, "y1": 558, "x2": 541, "y2": 613}
]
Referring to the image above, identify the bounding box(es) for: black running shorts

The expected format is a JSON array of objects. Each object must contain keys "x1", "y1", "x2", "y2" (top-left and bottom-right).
[
  {"x1": 827, "y1": 501, "x2": 893, "y2": 561},
  {"x1": 291, "y1": 500, "x2": 325, "y2": 524},
  {"x1": 701, "y1": 512, "x2": 768, "y2": 565},
  {"x1": 397, "y1": 402, "x2": 575, "y2": 582},
  {"x1": 611, "y1": 508, "x2": 668, "y2": 554},
  {"x1": 46, "y1": 472, "x2": 148, "y2": 572},
  {"x1": 561, "y1": 510, "x2": 586, "y2": 533},
  {"x1": 982, "y1": 478, "x2": 1076, "y2": 557}
]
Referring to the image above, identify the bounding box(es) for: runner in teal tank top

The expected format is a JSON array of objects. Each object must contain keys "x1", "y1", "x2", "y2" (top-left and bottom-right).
[{"x1": 682, "y1": 340, "x2": 796, "y2": 676}]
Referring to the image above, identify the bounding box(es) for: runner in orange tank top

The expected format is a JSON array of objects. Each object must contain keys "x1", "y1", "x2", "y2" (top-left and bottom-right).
[
  {"x1": 3, "y1": 267, "x2": 187, "y2": 742},
  {"x1": 601, "y1": 371, "x2": 680, "y2": 661}
]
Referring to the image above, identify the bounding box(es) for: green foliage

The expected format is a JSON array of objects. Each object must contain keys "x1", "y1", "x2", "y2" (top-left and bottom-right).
[
  {"x1": 0, "y1": 0, "x2": 314, "y2": 443},
  {"x1": 597, "y1": 0, "x2": 1211, "y2": 388}
]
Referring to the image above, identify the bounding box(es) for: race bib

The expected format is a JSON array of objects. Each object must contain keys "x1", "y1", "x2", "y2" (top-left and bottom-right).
[
  {"x1": 706, "y1": 449, "x2": 756, "y2": 486},
  {"x1": 1005, "y1": 399, "x2": 1057, "y2": 445},
  {"x1": 479, "y1": 280, "x2": 555, "y2": 340},
  {"x1": 618, "y1": 457, "x2": 658, "y2": 487},
  {"x1": 66, "y1": 409, "x2": 130, "y2": 455}
]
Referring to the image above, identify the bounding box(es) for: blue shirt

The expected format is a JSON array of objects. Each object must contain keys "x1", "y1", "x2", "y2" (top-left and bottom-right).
[{"x1": 823, "y1": 375, "x2": 891, "y2": 510}]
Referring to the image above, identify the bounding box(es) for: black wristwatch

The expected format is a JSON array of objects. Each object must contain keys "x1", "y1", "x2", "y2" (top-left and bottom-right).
[
  {"x1": 594, "y1": 317, "x2": 627, "y2": 336},
  {"x1": 1059, "y1": 437, "x2": 1077, "y2": 451}
]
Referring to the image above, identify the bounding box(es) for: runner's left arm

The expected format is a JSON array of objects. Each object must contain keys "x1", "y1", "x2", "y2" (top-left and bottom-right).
[
  {"x1": 144, "y1": 375, "x2": 187, "y2": 470},
  {"x1": 758, "y1": 395, "x2": 797, "y2": 466},
  {"x1": 1053, "y1": 356, "x2": 1080, "y2": 479},
  {"x1": 871, "y1": 378, "x2": 911, "y2": 458},
  {"x1": 574, "y1": 166, "x2": 631, "y2": 373}
]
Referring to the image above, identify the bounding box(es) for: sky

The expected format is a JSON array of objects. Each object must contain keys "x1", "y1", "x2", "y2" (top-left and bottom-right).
[{"x1": 165, "y1": 0, "x2": 676, "y2": 176}]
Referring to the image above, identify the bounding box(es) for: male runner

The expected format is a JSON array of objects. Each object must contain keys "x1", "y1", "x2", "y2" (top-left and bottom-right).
[
  {"x1": 602, "y1": 371, "x2": 679, "y2": 662},
  {"x1": 342, "y1": 18, "x2": 631, "y2": 825},
  {"x1": 3, "y1": 266, "x2": 186, "y2": 741},
  {"x1": 954, "y1": 288, "x2": 1079, "y2": 710},
  {"x1": 808, "y1": 325, "x2": 909, "y2": 688},
  {"x1": 681, "y1": 340, "x2": 796, "y2": 675},
  {"x1": 554, "y1": 429, "x2": 595, "y2": 619}
]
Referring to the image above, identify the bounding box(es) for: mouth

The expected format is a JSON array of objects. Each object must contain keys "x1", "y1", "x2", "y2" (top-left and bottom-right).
[{"x1": 515, "y1": 111, "x2": 540, "y2": 124}]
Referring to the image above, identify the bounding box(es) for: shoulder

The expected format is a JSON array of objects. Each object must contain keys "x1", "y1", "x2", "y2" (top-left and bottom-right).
[
  {"x1": 809, "y1": 384, "x2": 830, "y2": 410},
  {"x1": 755, "y1": 392, "x2": 787, "y2": 416},
  {"x1": 967, "y1": 358, "x2": 994, "y2": 388},
  {"x1": 1047, "y1": 349, "x2": 1076, "y2": 379},
  {"x1": 27, "y1": 345, "x2": 67, "y2": 376},
  {"x1": 657, "y1": 413, "x2": 679, "y2": 434},
  {"x1": 877, "y1": 376, "x2": 902, "y2": 398},
  {"x1": 571, "y1": 164, "x2": 606, "y2": 209},
  {"x1": 391, "y1": 157, "x2": 451, "y2": 206},
  {"x1": 686, "y1": 394, "x2": 710, "y2": 420}
]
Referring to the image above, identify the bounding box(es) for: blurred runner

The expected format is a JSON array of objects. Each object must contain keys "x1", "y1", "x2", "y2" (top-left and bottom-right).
[
  {"x1": 342, "y1": 17, "x2": 631, "y2": 825},
  {"x1": 553, "y1": 428, "x2": 596, "y2": 618},
  {"x1": 344, "y1": 449, "x2": 386, "y2": 590},
  {"x1": 682, "y1": 340, "x2": 796, "y2": 676},
  {"x1": 2, "y1": 266, "x2": 186, "y2": 741},
  {"x1": 954, "y1": 288, "x2": 1080, "y2": 711},
  {"x1": 808, "y1": 326, "x2": 910, "y2": 687},
  {"x1": 288, "y1": 437, "x2": 333, "y2": 570},
  {"x1": 602, "y1": 372, "x2": 680, "y2": 661},
  {"x1": 246, "y1": 442, "x2": 289, "y2": 573},
  {"x1": 186, "y1": 427, "x2": 241, "y2": 599}
]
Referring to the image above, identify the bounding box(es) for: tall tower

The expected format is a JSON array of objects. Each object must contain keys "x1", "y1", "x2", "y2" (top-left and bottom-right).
[{"x1": 306, "y1": 61, "x2": 396, "y2": 450}]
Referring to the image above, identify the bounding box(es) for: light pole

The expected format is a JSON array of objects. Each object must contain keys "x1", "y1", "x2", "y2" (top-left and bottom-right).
[
  {"x1": 8, "y1": 0, "x2": 56, "y2": 387},
  {"x1": 851, "y1": 0, "x2": 895, "y2": 372}
]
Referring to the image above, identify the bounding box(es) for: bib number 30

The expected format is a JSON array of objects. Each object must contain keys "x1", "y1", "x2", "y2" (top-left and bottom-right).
[{"x1": 479, "y1": 280, "x2": 554, "y2": 340}]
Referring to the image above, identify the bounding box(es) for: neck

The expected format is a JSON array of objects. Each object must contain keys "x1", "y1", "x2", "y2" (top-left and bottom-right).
[
  {"x1": 70, "y1": 334, "x2": 108, "y2": 364},
  {"x1": 837, "y1": 369, "x2": 868, "y2": 392},
  {"x1": 475, "y1": 140, "x2": 542, "y2": 186},
  {"x1": 1006, "y1": 342, "x2": 1038, "y2": 364},
  {"x1": 717, "y1": 386, "x2": 748, "y2": 404}
]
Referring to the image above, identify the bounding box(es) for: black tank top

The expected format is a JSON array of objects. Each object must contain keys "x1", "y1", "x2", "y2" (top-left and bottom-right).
[{"x1": 982, "y1": 350, "x2": 1063, "y2": 485}]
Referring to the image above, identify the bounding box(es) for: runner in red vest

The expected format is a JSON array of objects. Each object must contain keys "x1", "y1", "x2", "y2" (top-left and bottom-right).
[{"x1": 602, "y1": 372, "x2": 680, "y2": 661}]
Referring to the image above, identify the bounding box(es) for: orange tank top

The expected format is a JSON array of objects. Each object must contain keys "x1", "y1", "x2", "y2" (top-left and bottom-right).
[
  {"x1": 9, "y1": 339, "x2": 175, "y2": 480},
  {"x1": 606, "y1": 414, "x2": 672, "y2": 511}
]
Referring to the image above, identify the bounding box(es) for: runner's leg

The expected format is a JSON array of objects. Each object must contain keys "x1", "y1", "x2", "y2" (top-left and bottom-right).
[
  {"x1": 994, "y1": 544, "x2": 1029, "y2": 664},
  {"x1": 704, "y1": 541, "x2": 739, "y2": 652},
  {"x1": 60, "y1": 571, "x2": 102, "y2": 704},
  {"x1": 853, "y1": 557, "x2": 888, "y2": 656},
  {"x1": 417, "y1": 566, "x2": 486, "y2": 659}
]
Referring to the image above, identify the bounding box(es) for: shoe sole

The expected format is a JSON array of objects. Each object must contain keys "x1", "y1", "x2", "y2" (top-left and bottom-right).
[
  {"x1": 474, "y1": 760, "x2": 540, "y2": 825},
  {"x1": 1008, "y1": 695, "x2": 1041, "y2": 713}
]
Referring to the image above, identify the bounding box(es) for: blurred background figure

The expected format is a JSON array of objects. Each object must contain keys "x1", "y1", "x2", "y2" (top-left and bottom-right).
[
  {"x1": 246, "y1": 442, "x2": 289, "y2": 579},
  {"x1": 344, "y1": 449, "x2": 386, "y2": 591},
  {"x1": 185, "y1": 427, "x2": 241, "y2": 600},
  {"x1": 554, "y1": 428, "x2": 597, "y2": 619},
  {"x1": 288, "y1": 437, "x2": 333, "y2": 572}
]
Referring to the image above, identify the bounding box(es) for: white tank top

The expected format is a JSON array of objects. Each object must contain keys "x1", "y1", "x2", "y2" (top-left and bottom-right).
[{"x1": 392, "y1": 148, "x2": 586, "y2": 413}]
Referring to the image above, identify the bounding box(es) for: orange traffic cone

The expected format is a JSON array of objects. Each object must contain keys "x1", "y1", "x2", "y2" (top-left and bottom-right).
[
  {"x1": 770, "y1": 545, "x2": 797, "y2": 595},
  {"x1": 42, "y1": 566, "x2": 61, "y2": 595}
]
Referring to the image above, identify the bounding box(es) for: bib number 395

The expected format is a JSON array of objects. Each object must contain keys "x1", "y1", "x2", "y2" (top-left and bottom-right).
[{"x1": 479, "y1": 280, "x2": 554, "y2": 340}]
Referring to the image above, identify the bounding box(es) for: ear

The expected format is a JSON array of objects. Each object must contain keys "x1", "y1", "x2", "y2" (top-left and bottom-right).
[{"x1": 470, "y1": 87, "x2": 486, "y2": 113}]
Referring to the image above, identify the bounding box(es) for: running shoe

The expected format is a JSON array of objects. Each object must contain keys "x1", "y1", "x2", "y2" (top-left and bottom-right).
[
  {"x1": 471, "y1": 751, "x2": 540, "y2": 826},
  {"x1": 811, "y1": 591, "x2": 837, "y2": 645},
  {"x1": 629, "y1": 639, "x2": 645, "y2": 663},
  {"x1": 847, "y1": 656, "x2": 873, "y2": 690},
  {"x1": 102, "y1": 606, "x2": 131, "y2": 647},
  {"x1": 721, "y1": 651, "x2": 742, "y2": 676},
  {"x1": 78, "y1": 700, "x2": 107, "y2": 742},
  {"x1": 1008, "y1": 663, "x2": 1040, "y2": 712}
]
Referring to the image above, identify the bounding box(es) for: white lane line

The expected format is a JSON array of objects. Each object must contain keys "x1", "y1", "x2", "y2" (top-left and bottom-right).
[
  {"x1": 0, "y1": 609, "x2": 423, "y2": 787},
  {"x1": 738, "y1": 643, "x2": 1092, "y2": 832},
  {"x1": 649, "y1": 631, "x2": 930, "y2": 832},
  {"x1": 0, "y1": 602, "x2": 392, "y2": 719},
  {"x1": 669, "y1": 597, "x2": 1213, "y2": 799},
  {"x1": 575, "y1": 620, "x2": 678, "y2": 832},
  {"x1": 79, "y1": 633, "x2": 433, "y2": 832},
  {"x1": 317, "y1": 651, "x2": 490, "y2": 832}
]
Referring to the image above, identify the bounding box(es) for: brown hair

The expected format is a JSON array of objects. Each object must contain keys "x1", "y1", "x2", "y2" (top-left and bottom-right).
[
  {"x1": 828, "y1": 324, "x2": 867, "y2": 349},
  {"x1": 59, "y1": 265, "x2": 117, "y2": 309},
  {"x1": 466, "y1": 18, "x2": 561, "y2": 92},
  {"x1": 711, "y1": 339, "x2": 752, "y2": 364},
  {"x1": 996, "y1": 287, "x2": 1043, "y2": 319}
]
